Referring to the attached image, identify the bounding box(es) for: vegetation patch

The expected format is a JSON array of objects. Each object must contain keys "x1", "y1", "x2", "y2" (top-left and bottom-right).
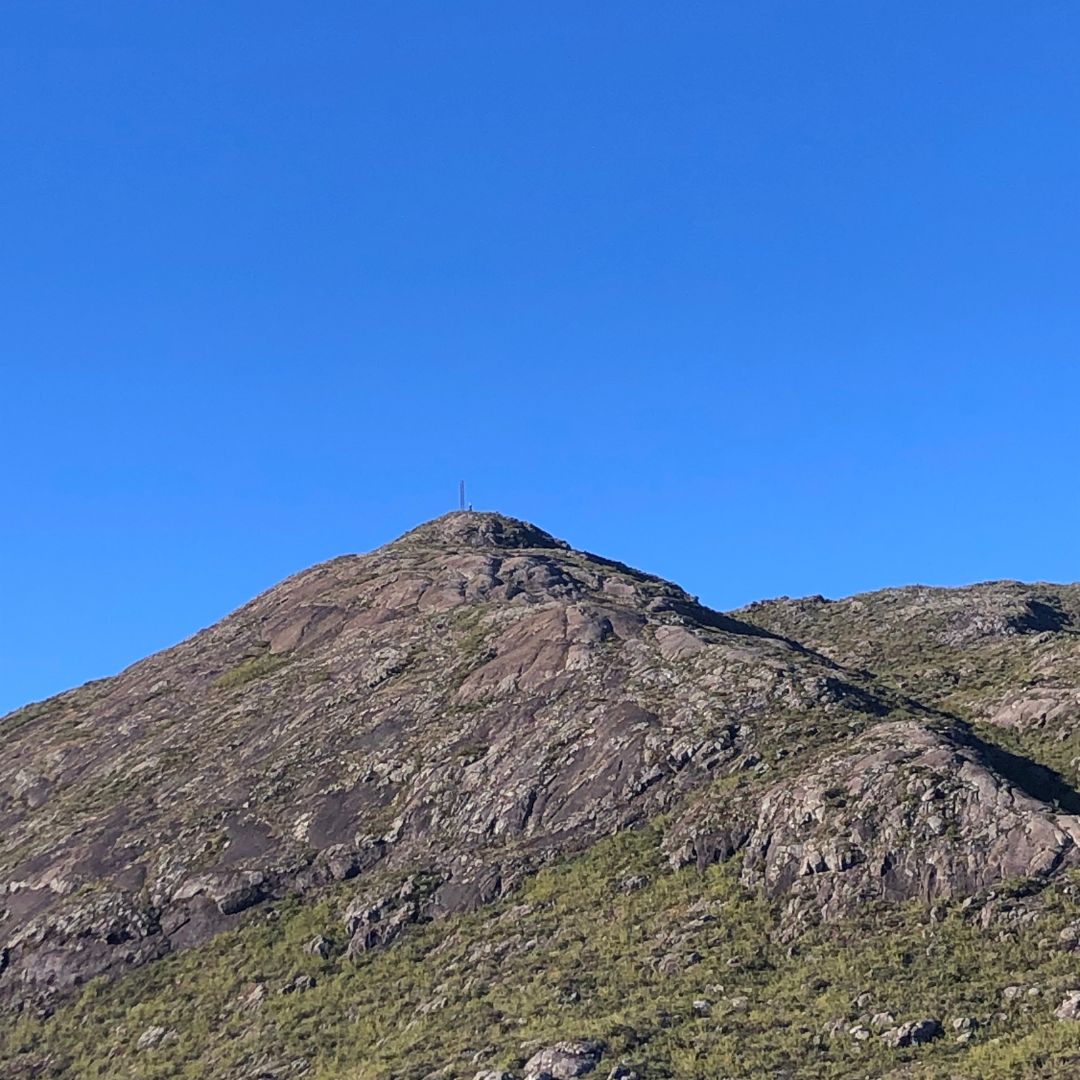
[
  {"x1": 8, "y1": 826, "x2": 1080, "y2": 1080},
  {"x1": 213, "y1": 653, "x2": 291, "y2": 690}
]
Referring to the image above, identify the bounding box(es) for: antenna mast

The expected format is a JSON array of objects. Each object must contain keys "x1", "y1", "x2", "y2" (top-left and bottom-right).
[{"x1": 459, "y1": 480, "x2": 466, "y2": 512}]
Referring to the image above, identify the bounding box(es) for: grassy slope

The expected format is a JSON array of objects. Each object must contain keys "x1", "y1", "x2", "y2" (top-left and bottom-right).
[{"x1": 7, "y1": 826, "x2": 1080, "y2": 1080}]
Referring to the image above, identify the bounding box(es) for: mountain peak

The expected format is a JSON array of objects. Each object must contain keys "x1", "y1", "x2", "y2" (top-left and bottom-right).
[
  {"x1": 11, "y1": 516, "x2": 1080, "y2": 1080},
  {"x1": 394, "y1": 510, "x2": 570, "y2": 552}
]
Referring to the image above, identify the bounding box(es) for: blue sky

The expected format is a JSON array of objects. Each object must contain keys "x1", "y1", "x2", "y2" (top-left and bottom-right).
[{"x1": 3, "y1": 2, "x2": 1079, "y2": 713}]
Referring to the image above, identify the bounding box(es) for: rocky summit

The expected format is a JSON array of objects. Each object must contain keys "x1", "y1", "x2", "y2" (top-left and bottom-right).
[{"x1": 4, "y1": 513, "x2": 1080, "y2": 1079}]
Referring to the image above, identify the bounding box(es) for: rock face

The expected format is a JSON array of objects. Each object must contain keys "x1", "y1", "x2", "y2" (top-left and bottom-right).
[
  {"x1": 3, "y1": 511, "x2": 1080, "y2": 1017},
  {"x1": 0, "y1": 513, "x2": 883, "y2": 1010},
  {"x1": 670, "y1": 719, "x2": 1080, "y2": 917}
]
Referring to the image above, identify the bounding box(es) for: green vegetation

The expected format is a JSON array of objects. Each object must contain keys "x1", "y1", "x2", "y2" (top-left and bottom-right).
[
  {"x1": 9, "y1": 564, "x2": 1080, "y2": 1079},
  {"x1": 0, "y1": 700, "x2": 55, "y2": 734},
  {"x1": 7, "y1": 826, "x2": 1080, "y2": 1079},
  {"x1": 213, "y1": 652, "x2": 291, "y2": 690},
  {"x1": 741, "y1": 586, "x2": 1080, "y2": 804}
]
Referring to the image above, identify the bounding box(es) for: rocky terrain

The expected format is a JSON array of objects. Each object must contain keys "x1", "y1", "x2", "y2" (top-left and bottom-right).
[{"x1": 3, "y1": 512, "x2": 1080, "y2": 1078}]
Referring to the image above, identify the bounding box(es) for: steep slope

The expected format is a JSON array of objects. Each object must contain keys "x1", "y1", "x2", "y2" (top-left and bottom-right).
[
  {"x1": 0, "y1": 513, "x2": 892, "y2": 1014},
  {"x1": 4, "y1": 515, "x2": 1080, "y2": 1080}
]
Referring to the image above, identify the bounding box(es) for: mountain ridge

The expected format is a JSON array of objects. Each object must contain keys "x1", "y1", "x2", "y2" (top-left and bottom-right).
[{"x1": 4, "y1": 512, "x2": 1080, "y2": 1078}]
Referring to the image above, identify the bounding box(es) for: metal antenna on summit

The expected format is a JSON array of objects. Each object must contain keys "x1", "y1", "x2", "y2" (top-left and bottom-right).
[{"x1": 459, "y1": 480, "x2": 466, "y2": 512}]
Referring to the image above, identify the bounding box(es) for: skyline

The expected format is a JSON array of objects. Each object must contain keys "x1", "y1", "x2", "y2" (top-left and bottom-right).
[{"x1": 4, "y1": 2, "x2": 1079, "y2": 713}]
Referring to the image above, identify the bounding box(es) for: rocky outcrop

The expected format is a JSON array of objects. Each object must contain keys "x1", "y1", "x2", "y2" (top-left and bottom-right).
[
  {"x1": 1055, "y1": 991, "x2": 1080, "y2": 1020},
  {"x1": 0, "y1": 512, "x2": 883, "y2": 1011},
  {"x1": 882, "y1": 1018, "x2": 943, "y2": 1047},
  {"x1": 987, "y1": 688, "x2": 1080, "y2": 733},
  {"x1": 523, "y1": 1038, "x2": 605, "y2": 1079},
  {"x1": 670, "y1": 719, "x2": 1080, "y2": 916},
  {"x1": 4, "y1": 510, "x2": 1080, "y2": 1018}
]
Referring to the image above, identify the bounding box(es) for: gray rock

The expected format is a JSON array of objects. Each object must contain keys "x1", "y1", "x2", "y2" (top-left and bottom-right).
[
  {"x1": 239, "y1": 983, "x2": 267, "y2": 1011},
  {"x1": 1058, "y1": 922, "x2": 1080, "y2": 950},
  {"x1": 305, "y1": 934, "x2": 334, "y2": 958},
  {"x1": 8, "y1": 509, "x2": 1080, "y2": 1033},
  {"x1": 705, "y1": 721, "x2": 1080, "y2": 922},
  {"x1": 1055, "y1": 991, "x2": 1080, "y2": 1020},
  {"x1": 135, "y1": 1026, "x2": 175, "y2": 1051},
  {"x1": 523, "y1": 1038, "x2": 606, "y2": 1079},
  {"x1": 882, "y1": 1019, "x2": 943, "y2": 1047}
]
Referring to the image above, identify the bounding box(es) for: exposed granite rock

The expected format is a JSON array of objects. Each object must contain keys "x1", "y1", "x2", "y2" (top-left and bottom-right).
[
  {"x1": 987, "y1": 689, "x2": 1080, "y2": 733},
  {"x1": 4, "y1": 511, "x2": 1080, "y2": 1023},
  {"x1": 668, "y1": 719, "x2": 1080, "y2": 918},
  {"x1": 304, "y1": 934, "x2": 334, "y2": 958},
  {"x1": 135, "y1": 1026, "x2": 176, "y2": 1051},
  {"x1": 523, "y1": 1038, "x2": 605, "y2": 1078},
  {"x1": 278, "y1": 974, "x2": 315, "y2": 994},
  {"x1": 882, "y1": 1018, "x2": 942, "y2": 1047},
  {"x1": 0, "y1": 512, "x2": 887, "y2": 1011},
  {"x1": 1055, "y1": 991, "x2": 1080, "y2": 1020}
]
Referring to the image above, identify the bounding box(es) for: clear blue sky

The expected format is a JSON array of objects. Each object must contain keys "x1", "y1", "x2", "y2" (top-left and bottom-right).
[{"x1": 3, "y1": 2, "x2": 1079, "y2": 714}]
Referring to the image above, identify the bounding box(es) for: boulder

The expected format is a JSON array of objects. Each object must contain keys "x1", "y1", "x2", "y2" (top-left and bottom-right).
[
  {"x1": 1055, "y1": 991, "x2": 1080, "y2": 1020},
  {"x1": 305, "y1": 934, "x2": 334, "y2": 958},
  {"x1": 523, "y1": 1039, "x2": 606, "y2": 1079},
  {"x1": 882, "y1": 1019, "x2": 942, "y2": 1047},
  {"x1": 135, "y1": 1026, "x2": 176, "y2": 1051}
]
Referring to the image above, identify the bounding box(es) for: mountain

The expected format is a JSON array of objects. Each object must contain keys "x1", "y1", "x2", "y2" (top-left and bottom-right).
[{"x1": 3, "y1": 513, "x2": 1080, "y2": 1079}]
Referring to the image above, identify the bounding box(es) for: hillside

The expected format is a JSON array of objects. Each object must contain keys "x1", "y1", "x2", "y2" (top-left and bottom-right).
[{"x1": 3, "y1": 513, "x2": 1080, "y2": 1079}]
